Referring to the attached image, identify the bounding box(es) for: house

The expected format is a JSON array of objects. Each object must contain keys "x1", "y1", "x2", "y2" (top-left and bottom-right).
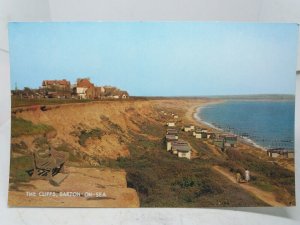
[
  {"x1": 197, "y1": 130, "x2": 213, "y2": 139},
  {"x1": 171, "y1": 140, "x2": 191, "y2": 159},
  {"x1": 42, "y1": 79, "x2": 71, "y2": 91},
  {"x1": 94, "y1": 86, "x2": 106, "y2": 99},
  {"x1": 267, "y1": 148, "x2": 294, "y2": 158},
  {"x1": 120, "y1": 91, "x2": 129, "y2": 99},
  {"x1": 76, "y1": 78, "x2": 95, "y2": 99},
  {"x1": 101, "y1": 86, "x2": 129, "y2": 99},
  {"x1": 41, "y1": 79, "x2": 72, "y2": 98},
  {"x1": 165, "y1": 134, "x2": 178, "y2": 151},
  {"x1": 166, "y1": 122, "x2": 176, "y2": 127},
  {"x1": 182, "y1": 125, "x2": 195, "y2": 132}
]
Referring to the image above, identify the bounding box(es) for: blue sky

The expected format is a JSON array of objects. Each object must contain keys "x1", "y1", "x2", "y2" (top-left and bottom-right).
[{"x1": 8, "y1": 22, "x2": 299, "y2": 96}]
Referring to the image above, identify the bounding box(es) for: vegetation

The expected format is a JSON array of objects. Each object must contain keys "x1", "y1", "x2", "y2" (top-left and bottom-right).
[
  {"x1": 11, "y1": 141, "x2": 28, "y2": 154},
  {"x1": 78, "y1": 128, "x2": 104, "y2": 146},
  {"x1": 100, "y1": 115, "x2": 124, "y2": 133},
  {"x1": 11, "y1": 96, "x2": 93, "y2": 108},
  {"x1": 9, "y1": 155, "x2": 33, "y2": 190},
  {"x1": 219, "y1": 148, "x2": 295, "y2": 204},
  {"x1": 110, "y1": 131, "x2": 267, "y2": 207},
  {"x1": 11, "y1": 117, "x2": 55, "y2": 137}
]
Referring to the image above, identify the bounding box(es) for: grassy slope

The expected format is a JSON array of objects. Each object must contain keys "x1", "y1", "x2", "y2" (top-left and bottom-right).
[{"x1": 11, "y1": 117, "x2": 55, "y2": 137}]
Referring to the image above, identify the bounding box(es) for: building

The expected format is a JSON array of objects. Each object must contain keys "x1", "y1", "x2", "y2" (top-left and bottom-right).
[
  {"x1": 193, "y1": 128, "x2": 202, "y2": 138},
  {"x1": 167, "y1": 122, "x2": 176, "y2": 127},
  {"x1": 221, "y1": 135, "x2": 238, "y2": 147},
  {"x1": 171, "y1": 140, "x2": 191, "y2": 159},
  {"x1": 166, "y1": 128, "x2": 178, "y2": 138},
  {"x1": 42, "y1": 79, "x2": 71, "y2": 90},
  {"x1": 94, "y1": 86, "x2": 106, "y2": 99},
  {"x1": 182, "y1": 125, "x2": 195, "y2": 132},
  {"x1": 267, "y1": 148, "x2": 294, "y2": 158},
  {"x1": 41, "y1": 79, "x2": 72, "y2": 98},
  {"x1": 75, "y1": 78, "x2": 95, "y2": 99},
  {"x1": 165, "y1": 134, "x2": 178, "y2": 151}
]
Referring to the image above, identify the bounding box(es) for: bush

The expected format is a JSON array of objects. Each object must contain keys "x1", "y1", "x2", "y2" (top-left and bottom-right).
[{"x1": 78, "y1": 128, "x2": 103, "y2": 146}]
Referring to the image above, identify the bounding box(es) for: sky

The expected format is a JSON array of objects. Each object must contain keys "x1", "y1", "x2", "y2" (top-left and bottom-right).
[{"x1": 8, "y1": 22, "x2": 299, "y2": 96}]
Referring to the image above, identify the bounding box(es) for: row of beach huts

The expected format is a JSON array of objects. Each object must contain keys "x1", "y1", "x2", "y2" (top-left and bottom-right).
[
  {"x1": 162, "y1": 111, "x2": 238, "y2": 160},
  {"x1": 162, "y1": 111, "x2": 294, "y2": 160}
]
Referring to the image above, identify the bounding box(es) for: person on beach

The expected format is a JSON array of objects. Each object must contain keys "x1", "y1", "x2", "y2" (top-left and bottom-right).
[
  {"x1": 245, "y1": 169, "x2": 250, "y2": 182},
  {"x1": 236, "y1": 172, "x2": 241, "y2": 183}
]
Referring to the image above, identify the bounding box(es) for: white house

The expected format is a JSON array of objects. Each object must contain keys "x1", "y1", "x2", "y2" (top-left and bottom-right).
[{"x1": 76, "y1": 87, "x2": 88, "y2": 99}]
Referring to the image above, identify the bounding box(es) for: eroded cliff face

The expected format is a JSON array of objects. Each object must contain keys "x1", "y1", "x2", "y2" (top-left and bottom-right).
[
  {"x1": 9, "y1": 100, "x2": 161, "y2": 207},
  {"x1": 13, "y1": 100, "x2": 157, "y2": 159}
]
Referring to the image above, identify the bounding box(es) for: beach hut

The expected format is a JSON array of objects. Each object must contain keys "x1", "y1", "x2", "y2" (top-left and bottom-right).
[
  {"x1": 267, "y1": 149, "x2": 280, "y2": 158},
  {"x1": 166, "y1": 128, "x2": 178, "y2": 139},
  {"x1": 165, "y1": 134, "x2": 178, "y2": 151},
  {"x1": 171, "y1": 140, "x2": 191, "y2": 159},
  {"x1": 166, "y1": 122, "x2": 176, "y2": 127},
  {"x1": 267, "y1": 148, "x2": 294, "y2": 159},
  {"x1": 182, "y1": 125, "x2": 195, "y2": 132},
  {"x1": 206, "y1": 132, "x2": 215, "y2": 139},
  {"x1": 221, "y1": 135, "x2": 238, "y2": 147},
  {"x1": 193, "y1": 128, "x2": 202, "y2": 138}
]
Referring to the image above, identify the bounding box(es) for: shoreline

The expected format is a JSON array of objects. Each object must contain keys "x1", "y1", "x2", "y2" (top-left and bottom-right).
[{"x1": 189, "y1": 100, "x2": 272, "y2": 152}]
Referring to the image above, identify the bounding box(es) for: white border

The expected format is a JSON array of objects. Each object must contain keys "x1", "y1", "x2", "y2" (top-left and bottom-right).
[{"x1": 0, "y1": 1, "x2": 299, "y2": 224}]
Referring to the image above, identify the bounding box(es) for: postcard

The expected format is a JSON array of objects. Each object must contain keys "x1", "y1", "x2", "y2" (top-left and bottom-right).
[{"x1": 8, "y1": 22, "x2": 298, "y2": 207}]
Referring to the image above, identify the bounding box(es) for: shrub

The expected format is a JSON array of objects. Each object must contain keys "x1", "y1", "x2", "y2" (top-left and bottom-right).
[{"x1": 78, "y1": 128, "x2": 103, "y2": 146}]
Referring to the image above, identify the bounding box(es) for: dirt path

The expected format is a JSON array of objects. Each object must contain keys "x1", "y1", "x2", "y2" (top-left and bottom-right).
[{"x1": 212, "y1": 166, "x2": 285, "y2": 207}]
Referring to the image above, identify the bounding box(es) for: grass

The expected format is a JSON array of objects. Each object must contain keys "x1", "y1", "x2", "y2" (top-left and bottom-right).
[
  {"x1": 11, "y1": 96, "x2": 93, "y2": 108},
  {"x1": 11, "y1": 117, "x2": 55, "y2": 137},
  {"x1": 11, "y1": 95, "x2": 138, "y2": 108},
  {"x1": 219, "y1": 148, "x2": 295, "y2": 204},
  {"x1": 9, "y1": 155, "x2": 33, "y2": 190},
  {"x1": 110, "y1": 132, "x2": 267, "y2": 207}
]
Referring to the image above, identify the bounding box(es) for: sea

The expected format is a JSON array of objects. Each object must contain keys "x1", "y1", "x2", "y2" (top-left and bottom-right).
[{"x1": 196, "y1": 100, "x2": 295, "y2": 150}]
